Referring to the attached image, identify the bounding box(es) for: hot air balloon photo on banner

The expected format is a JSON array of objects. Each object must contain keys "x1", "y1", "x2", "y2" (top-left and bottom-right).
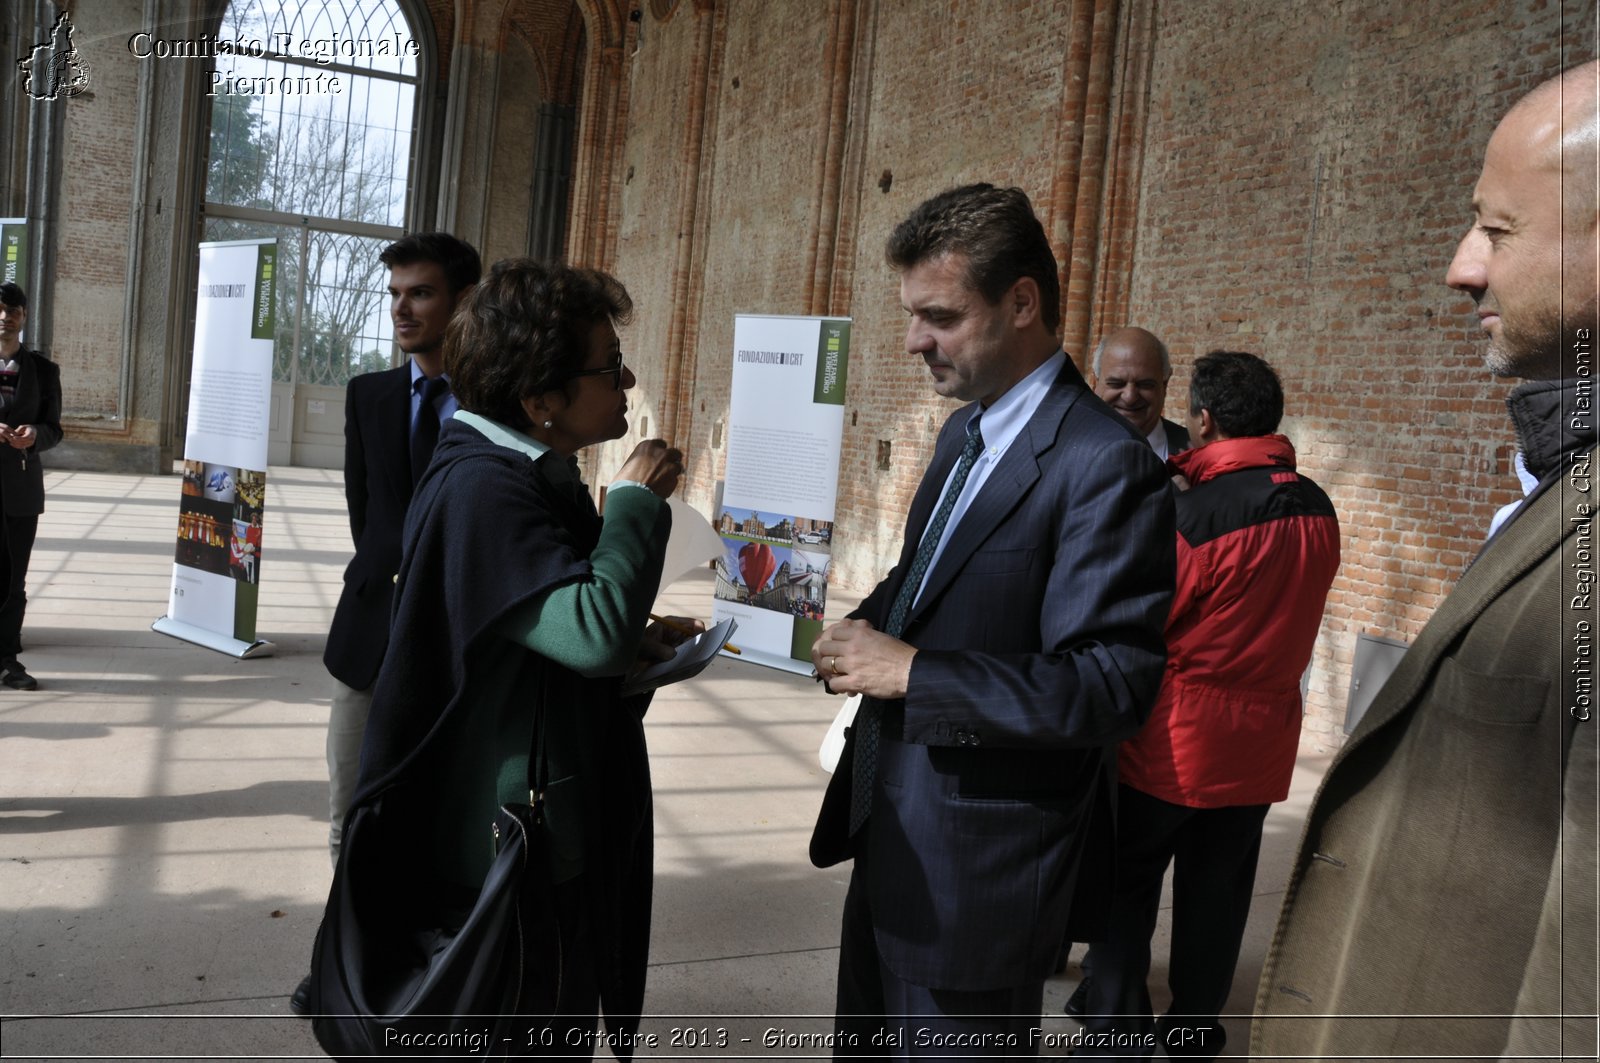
[{"x1": 712, "y1": 313, "x2": 849, "y2": 673}]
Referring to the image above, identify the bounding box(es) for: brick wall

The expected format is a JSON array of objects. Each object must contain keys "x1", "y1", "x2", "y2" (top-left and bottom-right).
[
  {"x1": 1124, "y1": 0, "x2": 1596, "y2": 744},
  {"x1": 26, "y1": 0, "x2": 1595, "y2": 743},
  {"x1": 604, "y1": 0, "x2": 1597, "y2": 747},
  {"x1": 52, "y1": 2, "x2": 145, "y2": 421}
]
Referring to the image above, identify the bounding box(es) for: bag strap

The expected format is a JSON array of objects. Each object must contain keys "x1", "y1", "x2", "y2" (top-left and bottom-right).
[{"x1": 531, "y1": 682, "x2": 548, "y2": 804}]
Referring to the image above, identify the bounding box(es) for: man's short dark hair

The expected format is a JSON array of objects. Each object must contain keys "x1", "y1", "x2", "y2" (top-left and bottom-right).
[
  {"x1": 1188, "y1": 350, "x2": 1284, "y2": 437},
  {"x1": 885, "y1": 183, "x2": 1061, "y2": 333},
  {"x1": 444, "y1": 258, "x2": 632, "y2": 432},
  {"x1": 379, "y1": 232, "x2": 482, "y2": 295},
  {"x1": 0, "y1": 283, "x2": 27, "y2": 309}
]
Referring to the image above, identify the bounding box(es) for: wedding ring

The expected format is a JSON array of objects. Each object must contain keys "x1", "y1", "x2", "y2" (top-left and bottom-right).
[{"x1": 829, "y1": 656, "x2": 839, "y2": 675}]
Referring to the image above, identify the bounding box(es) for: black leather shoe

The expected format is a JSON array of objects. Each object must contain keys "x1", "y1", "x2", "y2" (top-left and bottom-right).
[
  {"x1": 2, "y1": 662, "x2": 39, "y2": 690},
  {"x1": 289, "y1": 973, "x2": 313, "y2": 1018},
  {"x1": 1063, "y1": 976, "x2": 1090, "y2": 1020}
]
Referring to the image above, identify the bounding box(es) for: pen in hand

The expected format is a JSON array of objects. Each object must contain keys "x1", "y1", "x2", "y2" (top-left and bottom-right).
[{"x1": 649, "y1": 613, "x2": 742, "y2": 655}]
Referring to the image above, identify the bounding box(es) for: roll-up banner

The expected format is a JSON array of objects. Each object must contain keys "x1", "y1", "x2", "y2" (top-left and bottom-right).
[
  {"x1": 153, "y1": 239, "x2": 277, "y2": 658},
  {"x1": 712, "y1": 314, "x2": 850, "y2": 673}
]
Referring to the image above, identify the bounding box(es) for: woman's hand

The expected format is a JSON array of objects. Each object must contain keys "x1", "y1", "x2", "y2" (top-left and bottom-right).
[
  {"x1": 616, "y1": 439, "x2": 685, "y2": 499},
  {"x1": 634, "y1": 614, "x2": 705, "y2": 668}
]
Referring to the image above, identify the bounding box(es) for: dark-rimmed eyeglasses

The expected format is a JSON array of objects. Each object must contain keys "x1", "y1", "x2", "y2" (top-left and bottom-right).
[{"x1": 568, "y1": 356, "x2": 626, "y2": 391}]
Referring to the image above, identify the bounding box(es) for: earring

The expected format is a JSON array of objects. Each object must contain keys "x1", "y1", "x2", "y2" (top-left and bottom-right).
[{"x1": 543, "y1": 420, "x2": 553, "y2": 429}]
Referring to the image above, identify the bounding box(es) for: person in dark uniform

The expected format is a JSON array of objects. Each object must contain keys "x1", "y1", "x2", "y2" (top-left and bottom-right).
[{"x1": 0, "y1": 283, "x2": 62, "y2": 691}]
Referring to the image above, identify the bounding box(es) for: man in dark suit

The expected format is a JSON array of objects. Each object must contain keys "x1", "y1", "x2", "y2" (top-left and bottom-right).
[
  {"x1": 0, "y1": 283, "x2": 61, "y2": 692},
  {"x1": 291, "y1": 233, "x2": 479, "y2": 1016},
  {"x1": 1091, "y1": 327, "x2": 1189, "y2": 459},
  {"x1": 809, "y1": 184, "x2": 1174, "y2": 1051},
  {"x1": 322, "y1": 232, "x2": 481, "y2": 860}
]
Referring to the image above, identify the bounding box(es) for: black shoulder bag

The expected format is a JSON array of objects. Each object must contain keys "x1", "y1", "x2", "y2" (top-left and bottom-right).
[{"x1": 309, "y1": 706, "x2": 559, "y2": 1058}]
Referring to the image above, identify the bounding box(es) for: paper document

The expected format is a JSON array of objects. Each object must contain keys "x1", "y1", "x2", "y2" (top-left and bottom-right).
[{"x1": 622, "y1": 617, "x2": 739, "y2": 696}]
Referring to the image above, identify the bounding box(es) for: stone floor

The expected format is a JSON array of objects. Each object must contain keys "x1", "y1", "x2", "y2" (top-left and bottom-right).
[{"x1": 0, "y1": 465, "x2": 1332, "y2": 1060}]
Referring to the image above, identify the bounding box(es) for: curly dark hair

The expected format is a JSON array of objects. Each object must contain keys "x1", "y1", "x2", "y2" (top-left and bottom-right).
[
  {"x1": 1188, "y1": 350, "x2": 1284, "y2": 438},
  {"x1": 444, "y1": 258, "x2": 633, "y2": 432},
  {"x1": 885, "y1": 183, "x2": 1060, "y2": 333},
  {"x1": 0, "y1": 282, "x2": 26, "y2": 309}
]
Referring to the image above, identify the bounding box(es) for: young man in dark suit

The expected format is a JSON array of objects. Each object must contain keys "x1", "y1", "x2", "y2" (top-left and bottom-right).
[
  {"x1": 0, "y1": 283, "x2": 62, "y2": 691},
  {"x1": 809, "y1": 184, "x2": 1175, "y2": 1050},
  {"x1": 292, "y1": 233, "x2": 479, "y2": 1016},
  {"x1": 1090, "y1": 326, "x2": 1189, "y2": 459}
]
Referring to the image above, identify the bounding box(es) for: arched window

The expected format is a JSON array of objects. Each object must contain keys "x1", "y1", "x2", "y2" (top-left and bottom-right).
[{"x1": 202, "y1": 0, "x2": 426, "y2": 464}]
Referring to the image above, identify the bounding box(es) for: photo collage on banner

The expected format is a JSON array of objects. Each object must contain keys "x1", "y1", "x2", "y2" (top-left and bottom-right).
[
  {"x1": 713, "y1": 315, "x2": 849, "y2": 670},
  {"x1": 176, "y1": 462, "x2": 266, "y2": 585},
  {"x1": 155, "y1": 239, "x2": 276, "y2": 656}
]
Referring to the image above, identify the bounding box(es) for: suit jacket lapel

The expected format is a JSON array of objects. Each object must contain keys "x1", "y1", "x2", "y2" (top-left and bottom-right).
[
  {"x1": 1343, "y1": 459, "x2": 1580, "y2": 748},
  {"x1": 903, "y1": 371, "x2": 1078, "y2": 631},
  {"x1": 379, "y1": 365, "x2": 413, "y2": 486},
  {"x1": 873, "y1": 427, "x2": 963, "y2": 625},
  {"x1": 11, "y1": 348, "x2": 36, "y2": 422}
]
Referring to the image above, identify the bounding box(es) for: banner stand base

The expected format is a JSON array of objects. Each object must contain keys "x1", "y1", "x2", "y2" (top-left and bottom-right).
[
  {"x1": 152, "y1": 615, "x2": 275, "y2": 659},
  {"x1": 722, "y1": 645, "x2": 814, "y2": 676}
]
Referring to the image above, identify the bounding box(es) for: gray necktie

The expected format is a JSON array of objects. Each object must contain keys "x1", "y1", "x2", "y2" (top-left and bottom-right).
[{"x1": 849, "y1": 416, "x2": 984, "y2": 835}]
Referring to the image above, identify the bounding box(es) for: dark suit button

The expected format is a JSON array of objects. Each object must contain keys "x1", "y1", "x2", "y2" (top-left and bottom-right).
[
  {"x1": 968, "y1": 732, "x2": 981, "y2": 747},
  {"x1": 956, "y1": 730, "x2": 968, "y2": 745}
]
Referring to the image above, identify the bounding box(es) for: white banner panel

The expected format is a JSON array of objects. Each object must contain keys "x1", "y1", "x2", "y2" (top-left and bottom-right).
[
  {"x1": 155, "y1": 240, "x2": 277, "y2": 657},
  {"x1": 713, "y1": 314, "x2": 850, "y2": 668}
]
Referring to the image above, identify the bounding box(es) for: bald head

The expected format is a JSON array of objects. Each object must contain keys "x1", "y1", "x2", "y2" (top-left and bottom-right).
[
  {"x1": 1505, "y1": 60, "x2": 1599, "y2": 224},
  {"x1": 1446, "y1": 62, "x2": 1600, "y2": 379},
  {"x1": 1092, "y1": 327, "x2": 1172, "y2": 436}
]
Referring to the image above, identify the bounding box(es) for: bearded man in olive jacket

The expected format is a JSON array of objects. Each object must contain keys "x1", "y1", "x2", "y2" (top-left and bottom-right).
[{"x1": 1252, "y1": 63, "x2": 1597, "y2": 1060}]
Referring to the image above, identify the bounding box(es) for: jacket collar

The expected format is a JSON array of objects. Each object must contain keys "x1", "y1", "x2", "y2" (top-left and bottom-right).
[
  {"x1": 1169, "y1": 433, "x2": 1295, "y2": 484},
  {"x1": 1507, "y1": 378, "x2": 1596, "y2": 484}
]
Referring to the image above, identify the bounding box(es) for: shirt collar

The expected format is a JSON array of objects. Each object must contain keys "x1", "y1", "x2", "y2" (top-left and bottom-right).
[
  {"x1": 1145, "y1": 418, "x2": 1170, "y2": 457},
  {"x1": 408, "y1": 359, "x2": 450, "y2": 390},
  {"x1": 969, "y1": 349, "x2": 1066, "y2": 452}
]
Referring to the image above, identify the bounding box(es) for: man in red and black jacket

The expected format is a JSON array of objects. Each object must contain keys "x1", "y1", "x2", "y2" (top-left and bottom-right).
[{"x1": 1076, "y1": 350, "x2": 1340, "y2": 1060}]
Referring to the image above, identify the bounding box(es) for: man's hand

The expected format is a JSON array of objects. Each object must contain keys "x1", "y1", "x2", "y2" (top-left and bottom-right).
[
  {"x1": 811, "y1": 618, "x2": 916, "y2": 700},
  {"x1": 634, "y1": 614, "x2": 704, "y2": 669},
  {"x1": 7, "y1": 425, "x2": 35, "y2": 450},
  {"x1": 616, "y1": 439, "x2": 685, "y2": 499}
]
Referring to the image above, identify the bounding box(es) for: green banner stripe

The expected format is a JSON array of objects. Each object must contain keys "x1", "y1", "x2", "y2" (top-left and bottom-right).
[
  {"x1": 252, "y1": 243, "x2": 277, "y2": 340},
  {"x1": 1, "y1": 222, "x2": 27, "y2": 290},
  {"x1": 812, "y1": 319, "x2": 850, "y2": 406}
]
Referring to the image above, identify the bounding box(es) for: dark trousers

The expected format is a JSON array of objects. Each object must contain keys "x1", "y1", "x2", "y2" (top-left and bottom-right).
[
  {"x1": 834, "y1": 842, "x2": 1044, "y2": 1059},
  {"x1": 0, "y1": 510, "x2": 38, "y2": 661},
  {"x1": 1077, "y1": 786, "x2": 1269, "y2": 1061}
]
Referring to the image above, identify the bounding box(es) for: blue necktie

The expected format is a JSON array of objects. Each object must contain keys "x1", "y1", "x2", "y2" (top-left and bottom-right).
[
  {"x1": 410, "y1": 375, "x2": 448, "y2": 486},
  {"x1": 849, "y1": 416, "x2": 984, "y2": 835}
]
